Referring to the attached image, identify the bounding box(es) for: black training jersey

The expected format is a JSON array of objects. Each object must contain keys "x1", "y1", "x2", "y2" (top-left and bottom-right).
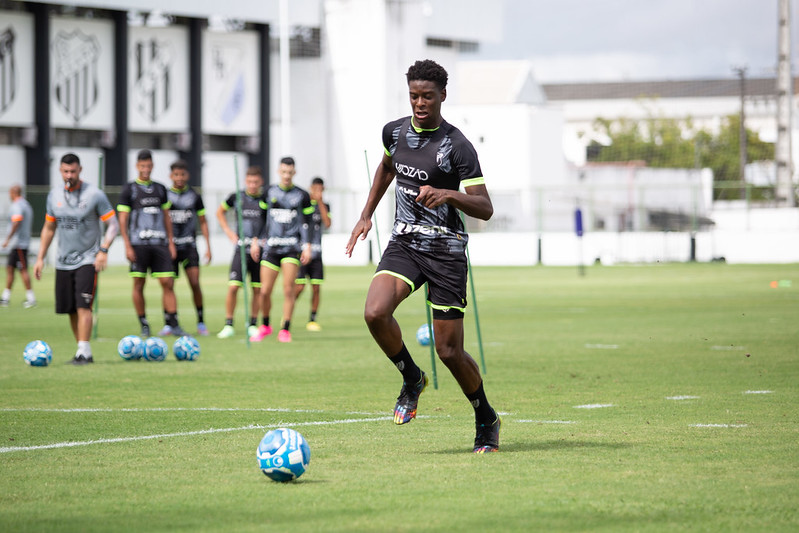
[
  {"x1": 382, "y1": 116, "x2": 485, "y2": 254},
  {"x1": 221, "y1": 191, "x2": 267, "y2": 250},
  {"x1": 117, "y1": 179, "x2": 171, "y2": 246},
  {"x1": 168, "y1": 187, "x2": 205, "y2": 248},
  {"x1": 307, "y1": 200, "x2": 330, "y2": 260},
  {"x1": 261, "y1": 184, "x2": 313, "y2": 254}
]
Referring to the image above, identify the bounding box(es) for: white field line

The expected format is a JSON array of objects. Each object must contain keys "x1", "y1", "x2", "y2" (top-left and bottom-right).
[
  {"x1": 0, "y1": 407, "x2": 384, "y2": 416},
  {"x1": 689, "y1": 423, "x2": 748, "y2": 428},
  {"x1": 584, "y1": 344, "x2": 619, "y2": 349},
  {"x1": 573, "y1": 403, "x2": 614, "y2": 409},
  {"x1": 710, "y1": 345, "x2": 746, "y2": 351},
  {"x1": 666, "y1": 395, "x2": 700, "y2": 400},
  {"x1": 516, "y1": 420, "x2": 576, "y2": 424},
  {"x1": 0, "y1": 416, "x2": 392, "y2": 454},
  {"x1": 743, "y1": 390, "x2": 774, "y2": 394}
]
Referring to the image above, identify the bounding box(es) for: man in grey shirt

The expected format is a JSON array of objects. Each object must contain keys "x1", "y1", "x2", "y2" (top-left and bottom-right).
[
  {"x1": 1, "y1": 184, "x2": 36, "y2": 308},
  {"x1": 34, "y1": 153, "x2": 119, "y2": 365}
]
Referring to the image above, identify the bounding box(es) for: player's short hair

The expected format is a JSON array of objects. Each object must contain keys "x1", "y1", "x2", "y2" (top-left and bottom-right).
[
  {"x1": 406, "y1": 60, "x2": 448, "y2": 91},
  {"x1": 170, "y1": 159, "x2": 189, "y2": 171},
  {"x1": 311, "y1": 177, "x2": 324, "y2": 186},
  {"x1": 137, "y1": 149, "x2": 153, "y2": 161},
  {"x1": 61, "y1": 153, "x2": 80, "y2": 165},
  {"x1": 280, "y1": 156, "x2": 295, "y2": 167},
  {"x1": 246, "y1": 165, "x2": 263, "y2": 177}
]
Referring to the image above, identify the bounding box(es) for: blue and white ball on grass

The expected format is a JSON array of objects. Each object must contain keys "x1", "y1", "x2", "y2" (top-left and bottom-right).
[
  {"x1": 143, "y1": 337, "x2": 168, "y2": 361},
  {"x1": 23, "y1": 340, "x2": 52, "y2": 367},
  {"x1": 118, "y1": 335, "x2": 144, "y2": 360},
  {"x1": 173, "y1": 335, "x2": 200, "y2": 361},
  {"x1": 257, "y1": 428, "x2": 311, "y2": 482},
  {"x1": 416, "y1": 323, "x2": 434, "y2": 346}
]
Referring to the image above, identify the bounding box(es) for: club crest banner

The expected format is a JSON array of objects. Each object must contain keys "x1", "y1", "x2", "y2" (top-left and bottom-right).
[
  {"x1": 50, "y1": 17, "x2": 113, "y2": 129},
  {"x1": 129, "y1": 26, "x2": 189, "y2": 132},
  {"x1": 202, "y1": 30, "x2": 259, "y2": 135},
  {"x1": 0, "y1": 11, "x2": 34, "y2": 126}
]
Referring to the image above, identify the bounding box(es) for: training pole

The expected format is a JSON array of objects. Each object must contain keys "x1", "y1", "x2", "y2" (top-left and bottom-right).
[
  {"x1": 364, "y1": 150, "x2": 438, "y2": 389},
  {"x1": 233, "y1": 156, "x2": 251, "y2": 348},
  {"x1": 460, "y1": 212, "x2": 487, "y2": 374},
  {"x1": 92, "y1": 153, "x2": 104, "y2": 340}
]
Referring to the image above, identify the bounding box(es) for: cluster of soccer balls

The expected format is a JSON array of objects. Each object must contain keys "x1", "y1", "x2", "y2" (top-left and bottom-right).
[{"x1": 117, "y1": 335, "x2": 200, "y2": 362}]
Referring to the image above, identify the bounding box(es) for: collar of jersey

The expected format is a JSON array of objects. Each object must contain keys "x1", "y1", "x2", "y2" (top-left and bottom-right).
[
  {"x1": 411, "y1": 116, "x2": 440, "y2": 133},
  {"x1": 171, "y1": 186, "x2": 188, "y2": 193},
  {"x1": 278, "y1": 184, "x2": 294, "y2": 192},
  {"x1": 136, "y1": 179, "x2": 152, "y2": 186},
  {"x1": 65, "y1": 181, "x2": 84, "y2": 193}
]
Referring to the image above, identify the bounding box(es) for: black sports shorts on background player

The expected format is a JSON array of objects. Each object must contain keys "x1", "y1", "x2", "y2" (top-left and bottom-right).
[
  {"x1": 228, "y1": 248, "x2": 261, "y2": 287},
  {"x1": 375, "y1": 239, "x2": 467, "y2": 320},
  {"x1": 130, "y1": 244, "x2": 174, "y2": 278},
  {"x1": 173, "y1": 246, "x2": 200, "y2": 276}
]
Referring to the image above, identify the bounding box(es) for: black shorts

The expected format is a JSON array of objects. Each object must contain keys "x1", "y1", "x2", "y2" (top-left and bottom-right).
[
  {"x1": 260, "y1": 249, "x2": 301, "y2": 272},
  {"x1": 376, "y1": 240, "x2": 467, "y2": 320},
  {"x1": 130, "y1": 244, "x2": 174, "y2": 278},
  {"x1": 6, "y1": 248, "x2": 28, "y2": 270},
  {"x1": 296, "y1": 256, "x2": 324, "y2": 285},
  {"x1": 173, "y1": 246, "x2": 200, "y2": 276},
  {"x1": 228, "y1": 247, "x2": 261, "y2": 288},
  {"x1": 55, "y1": 265, "x2": 96, "y2": 314}
]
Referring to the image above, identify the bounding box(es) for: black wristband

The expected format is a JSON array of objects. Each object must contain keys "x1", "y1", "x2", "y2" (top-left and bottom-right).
[{"x1": 99, "y1": 247, "x2": 109, "y2": 253}]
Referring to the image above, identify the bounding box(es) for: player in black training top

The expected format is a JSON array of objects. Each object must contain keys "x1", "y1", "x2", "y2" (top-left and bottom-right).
[
  {"x1": 346, "y1": 60, "x2": 500, "y2": 453},
  {"x1": 294, "y1": 176, "x2": 331, "y2": 331},
  {"x1": 167, "y1": 160, "x2": 212, "y2": 336},
  {"x1": 117, "y1": 149, "x2": 185, "y2": 337}
]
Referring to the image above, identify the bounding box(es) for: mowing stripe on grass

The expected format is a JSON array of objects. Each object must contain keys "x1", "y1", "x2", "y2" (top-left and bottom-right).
[{"x1": 0, "y1": 416, "x2": 392, "y2": 454}]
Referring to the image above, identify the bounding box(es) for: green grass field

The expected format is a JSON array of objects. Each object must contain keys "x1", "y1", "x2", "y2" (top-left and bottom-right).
[{"x1": 1, "y1": 263, "x2": 797, "y2": 532}]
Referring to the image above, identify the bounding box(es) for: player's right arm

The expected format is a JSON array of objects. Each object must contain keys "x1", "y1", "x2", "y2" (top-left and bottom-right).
[
  {"x1": 34, "y1": 218, "x2": 56, "y2": 280},
  {"x1": 217, "y1": 194, "x2": 238, "y2": 245},
  {"x1": 345, "y1": 152, "x2": 395, "y2": 257}
]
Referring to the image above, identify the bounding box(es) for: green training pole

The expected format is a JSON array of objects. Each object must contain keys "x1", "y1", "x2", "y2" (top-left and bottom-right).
[
  {"x1": 233, "y1": 156, "x2": 251, "y2": 348},
  {"x1": 92, "y1": 153, "x2": 104, "y2": 340},
  {"x1": 460, "y1": 212, "x2": 486, "y2": 374}
]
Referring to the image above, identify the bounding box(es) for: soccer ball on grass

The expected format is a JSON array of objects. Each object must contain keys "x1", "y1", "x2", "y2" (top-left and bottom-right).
[
  {"x1": 23, "y1": 340, "x2": 52, "y2": 366},
  {"x1": 257, "y1": 428, "x2": 311, "y2": 482},
  {"x1": 173, "y1": 335, "x2": 200, "y2": 361},
  {"x1": 117, "y1": 335, "x2": 144, "y2": 360},
  {"x1": 416, "y1": 323, "x2": 434, "y2": 346},
  {"x1": 143, "y1": 337, "x2": 168, "y2": 361}
]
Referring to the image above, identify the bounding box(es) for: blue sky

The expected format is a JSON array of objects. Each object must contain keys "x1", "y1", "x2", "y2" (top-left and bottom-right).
[{"x1": 474, "y1": 0, "x2": 783, "y2": 82}]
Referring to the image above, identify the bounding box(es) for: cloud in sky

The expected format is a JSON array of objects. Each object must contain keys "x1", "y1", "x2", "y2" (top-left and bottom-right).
[{"x1": 475, "y1": 0, "x2": 784, "y2": 82}]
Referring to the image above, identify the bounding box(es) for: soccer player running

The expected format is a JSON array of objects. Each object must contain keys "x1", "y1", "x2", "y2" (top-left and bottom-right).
[
  {"x1": 345, "y1": 60, "x2": 500, "y2": 453},
  {"x1": 249, "y1": 157, "x2": 313, "y2": 343},
  {"x1": 294, "y1": 176, "x2": 331, "y2": 331},
  {"x1": 1, "y1": 185, "x2": 36, "y2": 308},
  {"x1": 33, "y1": 153, "x2": 119, "y2": 364},
  {"x1": 167, "y1": 160, "x2": 212, "y2": 336},
  {"x1": 117, "y1": 149, "x2": 185, "y2": 337},
  {"x1": 216, "y1": 166, "x2": 268, "y2": 339}
]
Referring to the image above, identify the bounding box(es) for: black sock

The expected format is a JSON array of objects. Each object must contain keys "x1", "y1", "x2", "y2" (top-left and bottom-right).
[
  {"x1": 197, "y1": 307, "x2": 204, "y2": 323},
  {"x1": 262, "y1": 316, "x2": 270, "y2": 327},
  {"x1": 282, "y1": 320, "x2": 290, "y2": 332},
  {"x1": 466, "y1": 382, "x2": 496, "y2": 424},
  {"x1": 388, "y1": 344, "x2": 422, "y2": 384},
  {"x1": 249, "y1": 316, "x2": 258, "y2": 327},
  {"x1": 225, "y1": 318, "x2": 234, "y2": 327},
  {"x1": 310, "y1": 311, "x2": 317, "y2": 322},
  {"x1": 166, "y1": 312, "x2": 178, "y2": 328},
  {"x1": 139, "y1": 315, "x2": 149, "y2": 327}
]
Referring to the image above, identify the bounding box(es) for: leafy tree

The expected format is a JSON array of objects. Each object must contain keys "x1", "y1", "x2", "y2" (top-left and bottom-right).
[{"x1": 589, "y1": 114, "x2": 775, "y2": 200}]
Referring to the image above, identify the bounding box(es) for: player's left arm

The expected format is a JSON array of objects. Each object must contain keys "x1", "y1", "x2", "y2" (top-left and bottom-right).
[
  {"x1": 198, "y1": 213, "x2": 212, "y2": 264},
  {"x1": 161, "y1": 188, "x2": 177, "y2": 259},
  {"x1": 416, "y1": 180, "x2": 493, "y2": 221},
  {"x1": 95, "y1": 211, "x2": 119, "y2": 272},
  {"x1": 299, "y1": 192, "x2": 314, "y2": 265},
  {"x1": 1, "y1": 218, "x2": 21, "y2": 248}
]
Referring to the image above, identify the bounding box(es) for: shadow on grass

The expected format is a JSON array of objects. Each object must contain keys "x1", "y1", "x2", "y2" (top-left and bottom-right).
[{"x1": 429, "y1": 439, "x2": 632, "y2": 455}]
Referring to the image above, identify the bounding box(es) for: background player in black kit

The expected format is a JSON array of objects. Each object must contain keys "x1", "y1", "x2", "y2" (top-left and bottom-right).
[
  {"x1": 167, "y1": 160, "x2": 212, "y2": 336},
  {"x1": 346, "y1": 60, "x2": 500, "y2": 453},
  {"x1": 294, "y1": 176, "x2": 331, "y2": 331},
  {"x1": 117, "y1": 149, "x2": 185, "y2": 337}
]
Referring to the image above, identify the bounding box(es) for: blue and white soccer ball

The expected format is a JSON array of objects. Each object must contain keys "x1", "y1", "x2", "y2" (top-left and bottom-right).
[
  {"x1": 416, "y1": 323, "x2": 434, "y2": 346},
  {"x1": 118, "y1": 335, "x2": 144, "y2": 360},
  {"x1": 173, "y1": 335, "x2": 200, "y2": 361},
  {"x1": 257, "y1": 428, "x2": 311, "y2": 482},
  {"x1": 23, "y1": 340, "x2": 52, "y2": 367},
  {"x1": 143, "y1": 337, "x2": 168, "y2": 362}
]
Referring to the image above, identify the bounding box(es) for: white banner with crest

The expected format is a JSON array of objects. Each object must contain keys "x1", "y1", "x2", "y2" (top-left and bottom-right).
[{"x1": 0, "y1": 11, "x2": 34, "y2": 126}]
